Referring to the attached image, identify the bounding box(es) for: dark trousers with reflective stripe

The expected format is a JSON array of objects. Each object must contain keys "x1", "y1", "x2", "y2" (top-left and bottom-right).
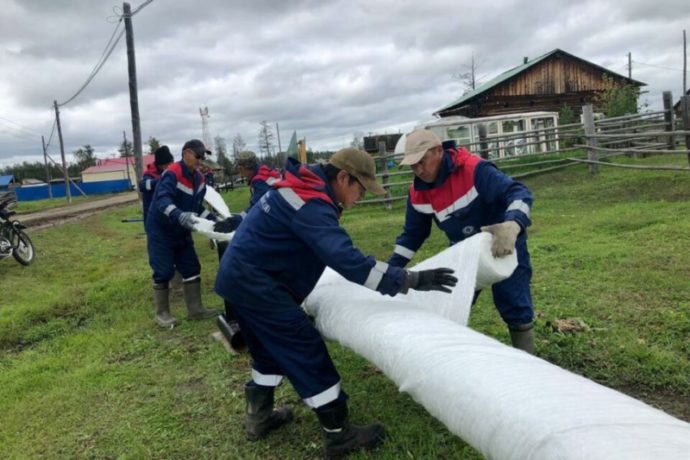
[
  {"x1": 232, "y1": 300, "x2": 344, "y2": 408},
  {"x1": 474, "y1": 238, "x2": 533, "y2": 328},
  {"x1": 147, "y1": 232, "x2": 200, "y2": 284}
]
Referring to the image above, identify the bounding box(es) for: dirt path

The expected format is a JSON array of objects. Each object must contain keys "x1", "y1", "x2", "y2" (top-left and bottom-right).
[{"x1": 19, "y1": 192, "x2": 140, "y2": 229}]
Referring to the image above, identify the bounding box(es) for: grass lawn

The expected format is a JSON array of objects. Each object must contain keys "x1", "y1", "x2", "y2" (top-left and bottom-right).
[
  {"x1": 13, "y1": 193, "x2": 125, "y2": 214},
  {"x1": 1, "y1": 154, "x2": 688, "y2": 459}
]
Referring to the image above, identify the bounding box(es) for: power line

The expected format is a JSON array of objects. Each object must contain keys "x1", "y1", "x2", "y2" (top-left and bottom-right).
[
  {"x1": 632, "y1": 60, "x2": 689, "y2": 73},
  {"x1": 0, "y1": 116, "x2": 42, "y2": 137},
  {"x1": 131, "y1": 0, "x2": 154, "y2": 15},
  {"x1": 45, "y1": 120, "x2": 57, "y2": 150},
  {"x1": 57, "y1": 20, "x2": 125, "y2": 107},
  {"x1": 57, "y1": 0, "x2": 155, "y2": 107}
]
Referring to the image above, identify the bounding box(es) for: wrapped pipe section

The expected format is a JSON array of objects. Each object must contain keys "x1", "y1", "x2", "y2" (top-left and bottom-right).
[{"x1": 303, "y1": 234, "x2": 690, "y2": 459}]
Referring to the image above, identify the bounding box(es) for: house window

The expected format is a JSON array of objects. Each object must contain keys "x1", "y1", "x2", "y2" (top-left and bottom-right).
[{"x1": 446, "y1": 126, "x2": 471, "y2": 148}]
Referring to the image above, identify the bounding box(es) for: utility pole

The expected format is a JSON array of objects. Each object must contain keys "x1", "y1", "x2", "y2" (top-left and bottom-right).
[
  {"x1": 683, "y1": 29, "x2": 688, "y2": 96},
  {"x1": 123, "y1": 2, "x2": 143, "y2": 183},
  {"x1": 123, "y1": 130, "x2": 133, "y2": 187},
  {"x1": 627, "y1": 52, "x2": 632, "y2": 79},
  {"x1": 53, "y1": 100, "x2": 71, "y2": 203},
  {"x1": 200, "y1": 106, "x2": 211, "y2": 148},
  {"x1": 41, "y1": 135, "x2": 53, "y2": 199}
]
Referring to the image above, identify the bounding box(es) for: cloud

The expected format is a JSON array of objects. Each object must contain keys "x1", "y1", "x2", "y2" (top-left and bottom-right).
[{"x1": 1, "y1": 0, "x2": 688, "y2": 168}]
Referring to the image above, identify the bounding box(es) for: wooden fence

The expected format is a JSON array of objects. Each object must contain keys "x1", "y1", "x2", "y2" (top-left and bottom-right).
[{"x1": 361, "y1": 93, "x2": 690, "y2": 206}]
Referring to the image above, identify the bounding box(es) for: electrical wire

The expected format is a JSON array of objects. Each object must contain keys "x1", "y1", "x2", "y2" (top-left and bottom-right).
[
  {"x1": 57, "y1": 22, "x2": 125, "y2": 107},
  {"x1": 0, "y1": 116, "x2": 42, "y2": 138},
  {"x1": 632, "y1": 60, "x2": 689, "y2": 73},
  {"x1": 56, "y1": 0, "x2": 154, "y2": 107},
  {"x1": 45, "y1": 119, "x2": 57, "y2": 150}
]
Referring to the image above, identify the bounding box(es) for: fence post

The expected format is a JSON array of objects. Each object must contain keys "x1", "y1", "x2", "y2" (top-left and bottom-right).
[
  {"x1": 378, "y1": 141, "x2": 392, "y2": 210},
  {"x1": 682, "y1": 96, "x2": 690, "y2": 166},
  {"x1": 478, "y1": 124, "x2": 489, "y2": 159},
  {"x1": 582, "y1": 104, "x2": 598, "y2": 175},
  {"x1": 663, "y1": 91, "x2": 675, "y2": 150}
]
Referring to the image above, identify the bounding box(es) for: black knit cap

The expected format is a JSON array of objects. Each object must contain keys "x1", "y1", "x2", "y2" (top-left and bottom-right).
[{"x1": 154, "y1": 145, "x2": 174, "y2": 166}]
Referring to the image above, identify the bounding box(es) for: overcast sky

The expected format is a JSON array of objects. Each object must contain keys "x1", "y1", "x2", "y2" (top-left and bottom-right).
[{"x1": 1, "y1": 0, "x2": 689, "y2": 168}]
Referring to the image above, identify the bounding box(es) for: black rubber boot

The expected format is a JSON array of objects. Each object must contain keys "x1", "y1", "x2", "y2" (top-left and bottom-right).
[
  {"x1": 509, "y1": 323, "x2": 535, "y2": 354},
  {"x1": 244, "y1": 384, "x2": 293, "y2": 441},
  {"x1": 153, "y1": 283, "x2": 177, "y2": 328},
  {"x1": 182, "y1": 279, "x2": 220, "y2": 320},
  {"x1": 315, "y1": 400, "x2": 385, "y2": 460}
]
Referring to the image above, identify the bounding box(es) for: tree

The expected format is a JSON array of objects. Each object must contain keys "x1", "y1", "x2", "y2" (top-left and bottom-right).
[
  {"x1": 231, "y1": 133, "x2": 246, "y2": 159},
  {"x1": 118, "y1": 139, "x2": 133, "y2": 158},
  {"x1": 147, "y1": 136, "x2": 161, "y2": 154},
  {"x1": 214, "y1": 135, "x2": 232, "y2": 173},
  {"x1": 595, "y1": 75, "x2": 639, "y2": 117},
  {"x1": 257, "y1": 121, "x2": 274, "y2": 158},
  {"x1": 454, "y1": 54, "x2": 480, "y2": 95},
  {"x1": 558, "y1": 105, "x2": 576, "y2": 147},
  {"x1": 73, "y1": 144, "x2": 97, "y2": 171},
  {"x1": 350, "y1": 132, "x2": 364, "y2": 150},
  {"x1": 559, "y1": 104, "x2": 575, "y2": 125}
]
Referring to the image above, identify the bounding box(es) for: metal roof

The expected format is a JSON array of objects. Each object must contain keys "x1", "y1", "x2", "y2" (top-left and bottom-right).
[
  {"x1": 0, "y1": 175, "x2": 15, "y2": 187},
  {"x1": 435, "y1": 48, "x2": 647, "y2": 116}
]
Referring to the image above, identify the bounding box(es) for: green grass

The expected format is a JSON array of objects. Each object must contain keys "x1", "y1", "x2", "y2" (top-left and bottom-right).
[
  {"x1": 1, "y1": 155, "x2": 689, "y2": 459},
  {"x1": 12, "y1": 193, "x2": 125, "y2": 214}
]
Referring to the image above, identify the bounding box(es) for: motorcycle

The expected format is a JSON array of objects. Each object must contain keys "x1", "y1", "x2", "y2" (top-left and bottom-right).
[{"x1": 0, "y1": 193, "x2": 35, "y2": 266}]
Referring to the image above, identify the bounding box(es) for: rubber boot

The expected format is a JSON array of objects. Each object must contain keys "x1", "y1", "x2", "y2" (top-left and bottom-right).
[
  {"x1": 509, "y1": 323, "x2": 535, "y2": 354},
  {"x1": 170, "y1": 270, "x2": 183, "y2": 296},
  {"x1": 244, "y1": 384, "x2": 294, "y2": 441},
  {"x1": 153, "y1": 283, "x2": 177, "y2": 328},
  {"x1": 182, "y1": 279, "x2": 220, "y2": 320},
  {"x1": 315, "y1": 400, "x2": 385, "y2": 460}
]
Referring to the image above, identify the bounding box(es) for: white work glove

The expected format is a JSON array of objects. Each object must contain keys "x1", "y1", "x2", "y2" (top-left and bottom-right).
[
  {"x1": 481, "y1": 221, "x2": 521, "y2": 258},
  {"x1": 178, "y1": 212, "x2": 197, "y2": 231}
]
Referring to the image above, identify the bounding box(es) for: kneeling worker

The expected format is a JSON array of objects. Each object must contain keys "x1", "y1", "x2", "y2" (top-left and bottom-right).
[{"x1": 214, "y1": 148, "x2": 457, "y2": 458}]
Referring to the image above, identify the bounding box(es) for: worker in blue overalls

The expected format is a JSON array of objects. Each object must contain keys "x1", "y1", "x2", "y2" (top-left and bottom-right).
[
  {"x1": 147, "y1": 139, "x2": 230, "y2": 328},
  {"x1": 139, "y1": 145, "x2": 174, "y2": 224},
  {"x1": 214, "y1": 148, "x2": 457, "y2": 459},
  {"x1": 389, "y1": 128, "x2": 535, "y2": 353},
  {"x1": 214, "y1": 150, "x2": 282, "y2": 351}
]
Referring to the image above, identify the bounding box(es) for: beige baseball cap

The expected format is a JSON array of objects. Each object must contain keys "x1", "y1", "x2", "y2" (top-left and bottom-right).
[
  {"x1": 329, "y1": 148, "x2": 385, "y2": 195},
  {"x1": 399, "y1": 129, "x2": 442, "y2": 165}
]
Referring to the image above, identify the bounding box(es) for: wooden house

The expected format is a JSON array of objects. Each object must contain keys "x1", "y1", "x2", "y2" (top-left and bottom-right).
[{"x1": 435, "y1": 49, "x2": 646, "y2": 118}]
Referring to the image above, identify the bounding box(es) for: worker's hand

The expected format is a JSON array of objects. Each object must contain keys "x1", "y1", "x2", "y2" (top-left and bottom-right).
[
  {"x1": 481, "y1": 221, "x2": 521, "y2": 257},
  {"x1": 178, "y1": 212, "x2": 197, "y2": 231},
  {"x1": 213, "y1": 215, "x2": 242, "y2": 233},
  {"x1": 405, "y1": 268, "x2": 457, "y2": 294}
]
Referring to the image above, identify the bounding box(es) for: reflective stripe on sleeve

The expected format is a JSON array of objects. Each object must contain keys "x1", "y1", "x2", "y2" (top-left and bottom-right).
[
  {"x1": 145, "y1": 179, "x2": 153, "y2": 191},
  {"x1": 303, "y1": 381, "x2": 341, "y2": 409},
  {"x1": 394, "y1": 245, "x2": 415, "y2": 260},
  {"x1": 507, "y1": 199, "x2": 531, "y2": 217},
  {"x1": 164, "y1": 204, "x2": 177, "y2": 216},
  {"x1": 363, "y1": 261, "x2": 389, "y2": 290}
]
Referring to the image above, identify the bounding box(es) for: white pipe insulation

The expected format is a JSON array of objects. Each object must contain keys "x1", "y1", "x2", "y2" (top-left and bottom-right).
[{"x1": 302, "y1": 233, "x2": 690, "y2": 459}]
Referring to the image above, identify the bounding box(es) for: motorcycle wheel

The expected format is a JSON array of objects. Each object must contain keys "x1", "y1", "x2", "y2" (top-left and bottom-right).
[{"x1": 10, "y1": 228, "x2": 35, "y2": 266}]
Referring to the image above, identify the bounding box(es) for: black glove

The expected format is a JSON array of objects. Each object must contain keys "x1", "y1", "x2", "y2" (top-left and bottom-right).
[
  {"x1": 213, "y1": 215, "x2": 242, "y2": 233},
  {"x1": 405, "y1": 268, "x2": 457, "y2": 293}
]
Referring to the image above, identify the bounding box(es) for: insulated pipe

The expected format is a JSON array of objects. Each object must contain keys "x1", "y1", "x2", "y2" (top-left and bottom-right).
[{"x1": 302, "y1": 236, "x2": 690, "y2": 459}]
